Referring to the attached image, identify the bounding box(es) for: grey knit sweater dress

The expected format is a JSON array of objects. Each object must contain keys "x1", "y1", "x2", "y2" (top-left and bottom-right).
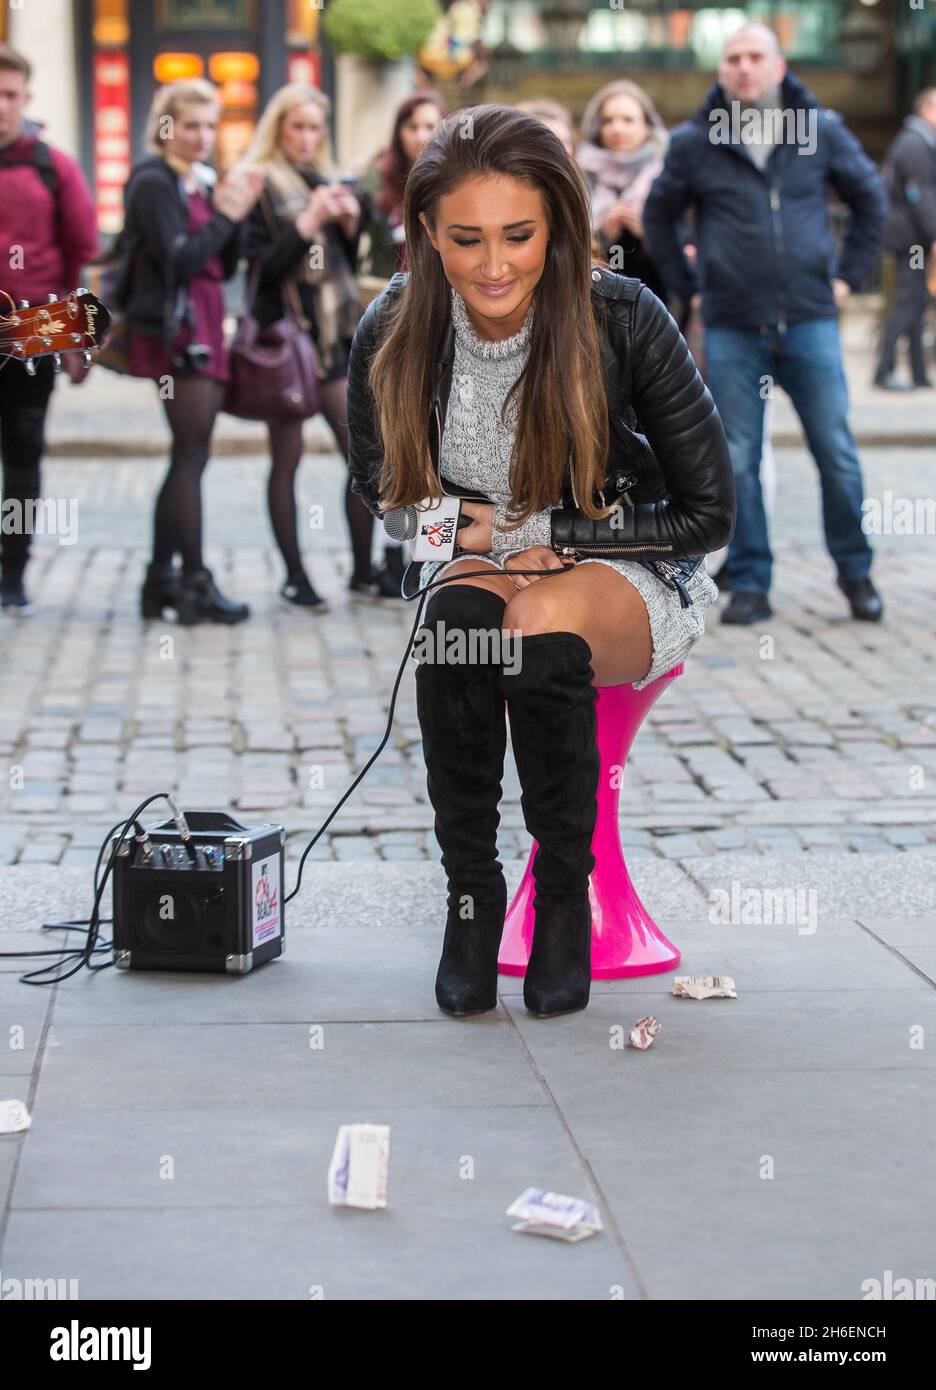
[{"x1": 417, "y1": 286, "x2": 718, "y2": 689}]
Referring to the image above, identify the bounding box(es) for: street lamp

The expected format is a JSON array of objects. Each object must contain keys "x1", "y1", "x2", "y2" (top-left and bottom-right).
[
  {"x1": 540, "y1": 1, "x2": 593, "y2": 56},
  {"x1": 487, "y1": 35, "x2": 523, "y2": 88},
  {"x1": 840, "y1": 4, "x2": 887, "y2": 77}
]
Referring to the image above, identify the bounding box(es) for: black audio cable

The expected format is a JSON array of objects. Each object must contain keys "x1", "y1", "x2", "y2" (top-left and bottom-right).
[
  {"x1": 3, "y1": 795, "x2": 187, "y2": 984},
  {"x1": 283, "y1": 561, "x2": 574, "y2": 905},
  {"x1": 5, "y1": 562, "x2": 573, "y2": 983}
]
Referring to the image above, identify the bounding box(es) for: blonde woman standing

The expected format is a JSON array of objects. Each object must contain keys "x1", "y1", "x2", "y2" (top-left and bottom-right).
[
  {"x1": 241, "y1": 83, "x2": 373, "y2": 612},
  {"x1": 124, "y1": 78, "x2": 262, "y2": 624}
]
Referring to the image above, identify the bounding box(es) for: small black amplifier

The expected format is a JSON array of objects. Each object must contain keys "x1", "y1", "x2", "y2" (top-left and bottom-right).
[{"x1": 111, "y1": 812, "x2": 285, "y2": 974}]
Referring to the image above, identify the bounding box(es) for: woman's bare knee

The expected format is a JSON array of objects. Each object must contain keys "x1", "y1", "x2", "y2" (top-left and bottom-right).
[{"x1": 503, "y1": 584, "x2": 567, "y2": 635}]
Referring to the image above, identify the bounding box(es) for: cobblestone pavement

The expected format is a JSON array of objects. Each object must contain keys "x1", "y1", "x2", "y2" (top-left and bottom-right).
[{"x1": 0, "y1": 439, "x2": 933, "y2": 869}]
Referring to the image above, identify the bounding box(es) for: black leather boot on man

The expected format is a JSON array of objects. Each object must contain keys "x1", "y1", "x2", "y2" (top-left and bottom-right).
[
  {"x1": 414, "y1": 583, "x2": 510, "y2": 1016},
  {"x1": 499, "y1": 631, "x2": 600, "y2": 1017}
]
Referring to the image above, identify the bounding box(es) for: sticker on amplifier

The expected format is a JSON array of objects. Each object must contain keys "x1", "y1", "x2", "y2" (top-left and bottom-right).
[{"x1": 251, "y1": 855, "x2": 282, "y2": 948}]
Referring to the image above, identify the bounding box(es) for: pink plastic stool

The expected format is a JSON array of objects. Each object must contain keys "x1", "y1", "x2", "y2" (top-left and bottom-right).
[{"x1": 498, "y1": 664, "x2": 684, "y2": 980}]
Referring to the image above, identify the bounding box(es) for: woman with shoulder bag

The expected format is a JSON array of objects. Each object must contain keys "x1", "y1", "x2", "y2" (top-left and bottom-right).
[
  {"x1": 240, "y1": 83, "x2": 373, "y2": 613},
  {"x1": 346, "y1": 106, "x2": 735, "y2": 1019},
  {"x1": 123, "y1": 78, "x2": 262, "y2": 624}
]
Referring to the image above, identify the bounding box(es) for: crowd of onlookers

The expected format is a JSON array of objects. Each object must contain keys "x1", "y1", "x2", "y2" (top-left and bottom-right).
[{"x1": 0, "y1": 21, "x2": 933, "y2": 625}]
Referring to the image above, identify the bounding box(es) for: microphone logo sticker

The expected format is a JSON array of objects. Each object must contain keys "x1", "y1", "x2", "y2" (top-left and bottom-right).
[
  {"x1": 251, "y1": 857, "x2": 282, "y2": 947},
  {"x1": 422, "y1": 515, "x2": 456, "y2": 548}
]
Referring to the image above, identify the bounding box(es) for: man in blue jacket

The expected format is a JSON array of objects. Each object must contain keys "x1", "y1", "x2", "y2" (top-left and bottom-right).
[{"x1": 644, "y1": 23, "x2": 886, "y2": 624}]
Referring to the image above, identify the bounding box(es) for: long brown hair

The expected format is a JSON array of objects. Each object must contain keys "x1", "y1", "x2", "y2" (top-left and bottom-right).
[{"x1": 368, "y1": 104, "x2": 614, "y2": 530}]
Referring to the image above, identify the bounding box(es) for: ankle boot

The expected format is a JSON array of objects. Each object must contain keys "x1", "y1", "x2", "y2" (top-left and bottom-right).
[
  {"x1": 177, "y1": 567, "x2": 250, "y2": 626},
  {"x1": 499, "y1": 631, "x2": 600, "y2": 1017},
  {"x1": 373, "y1": 544, "x2": 407, "y2": 600},
  {"x1": 141, "y1": 558, "x2": 182, "y2": 619},
  {"x1": 414, "y1": 584, "x2": 509, "y2": 1016}
]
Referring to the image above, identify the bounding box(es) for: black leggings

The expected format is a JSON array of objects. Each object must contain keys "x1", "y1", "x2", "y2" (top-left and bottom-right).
[
  {"x1": 0, "y1": 355, "x2": 55, "y2": 576},
  {"x1": 267, "y1": 374, "x2": 375, "y2": 582},
  {"x1": 152, "y1": 374, "x2": 225, "y2": 574}
]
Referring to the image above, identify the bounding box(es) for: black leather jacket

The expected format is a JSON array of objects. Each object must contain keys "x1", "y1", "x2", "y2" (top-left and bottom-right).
[{"x1": 347, "y1": 264, "x2": 735, "y2": 600}]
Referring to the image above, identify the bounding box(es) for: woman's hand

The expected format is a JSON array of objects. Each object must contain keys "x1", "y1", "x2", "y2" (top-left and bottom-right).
[
  {"x1": 503, "y1": 546, "x2": 569, "y2": 589},
  {"x1": 455, "y1": 500, "x2": 494, "y2": 553},
  {"x1": 296, "y1": 183, "x2": 361, "y2": 241},
  {"x1": 295, "y1": 184, "x2": 338, "y2": 240},
  {"x1": 330, "y1": 183, "x2": 361, "y2": 240},
  {"x1": 212, "y1": 167, "x2": 264, "y2": 222},
  {"x1": 616, "y1": 204, "x2": 644, "y2": 240},
  {"x1": 600, "y1": 201, "x2": 629, "y2": 242}
]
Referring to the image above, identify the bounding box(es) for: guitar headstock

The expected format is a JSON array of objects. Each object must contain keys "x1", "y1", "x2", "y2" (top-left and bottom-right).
[{"x1": 0, "y1": 289, "x2": 112, "y2": 374}]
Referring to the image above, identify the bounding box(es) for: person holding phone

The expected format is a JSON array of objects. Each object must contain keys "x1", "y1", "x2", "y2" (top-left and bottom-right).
[{"x1": 242, "y1": 83, "x2": 372, "y2": 613}]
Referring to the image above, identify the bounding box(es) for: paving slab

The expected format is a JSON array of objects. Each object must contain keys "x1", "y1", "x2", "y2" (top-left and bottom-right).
[
  {"x1": 684, "y1": 850, "x2": 936, "y2": 920},
  {"x1": 0, "y1": 1198, "x2": 638, "y2": 1301},
  {"x1": 554, "y1": 1070, "x2": 936, "y2": 1300}
]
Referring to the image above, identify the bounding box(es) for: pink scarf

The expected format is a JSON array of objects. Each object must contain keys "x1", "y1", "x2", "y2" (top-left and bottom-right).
[{"x1": 577, "y1": 137, "x2": 666, "y2": 233}]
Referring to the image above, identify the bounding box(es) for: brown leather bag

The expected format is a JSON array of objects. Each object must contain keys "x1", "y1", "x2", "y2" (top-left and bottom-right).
[{"x1": 223, "y1": 194, "x2": 322, "y2": 422}]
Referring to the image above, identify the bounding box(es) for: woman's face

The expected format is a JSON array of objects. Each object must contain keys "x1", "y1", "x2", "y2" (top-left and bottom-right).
[
  {"x1": 418, "y1": 173, "x2": 549, "y2": 339},
  {"x1": 399, "y1": 102, "x2": 442, "y2": 165},
  {"x1": 599, "y1": 93, "x2": 650, "y2": 154},
  {"x1": 279, "y1": 101, "x2": 327, "y2": 166},
  {"x1": 163, "y1": 101, "x2": 218, "y2": 164}
]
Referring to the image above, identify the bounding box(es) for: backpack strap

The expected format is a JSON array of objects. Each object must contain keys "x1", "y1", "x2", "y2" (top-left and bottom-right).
[{"x1": 0, "y1": 138, "x2": 59, "y2": 198}]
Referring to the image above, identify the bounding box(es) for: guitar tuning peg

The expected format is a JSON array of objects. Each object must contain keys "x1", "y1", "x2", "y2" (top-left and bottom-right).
[
  {"x1": 24, "y1": 358, "x2": 36, "y2": 376},
  {"x1": 18, "y1": 299, "x2": 29, "y2": 309},
  {"x1": 52, "y1": 352, "x2": 62, "y2": 372},
  {"x1": 82, "y1": 349, "x2": 92, "y2": 367},
  {"x1": 47, "y1": 292, "x2": 57, "y2": 303}
]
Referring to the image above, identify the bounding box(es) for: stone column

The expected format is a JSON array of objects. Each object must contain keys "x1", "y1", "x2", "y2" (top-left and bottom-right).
[
  {"x1": 9, "y1": 0, "x2": 80, "y2": 156},
  {"x1": 334, "y1": 53, "x2": 414, "y2": 172}
]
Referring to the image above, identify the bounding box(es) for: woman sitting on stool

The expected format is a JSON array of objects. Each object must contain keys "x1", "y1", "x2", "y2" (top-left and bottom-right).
[{"x1": 346, "y1": 106, "x2": 735, "y2": 1019}]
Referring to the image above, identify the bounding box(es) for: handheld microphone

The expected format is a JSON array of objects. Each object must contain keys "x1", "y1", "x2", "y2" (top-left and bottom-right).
[
  {"x1": 381, "y1": 505, "x2": 418, "y2": 542},
  {"x1": 382, "y1": 498, "x2": 474, "y2": 560}
]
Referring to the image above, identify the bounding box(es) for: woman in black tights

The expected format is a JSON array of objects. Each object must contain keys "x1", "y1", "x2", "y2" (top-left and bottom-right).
[
  {"x1": 122, "y1": 79, "x2": 262, "y2": 623},
  {"x1": 242, "y1": 83, "x2": 377, "y2": 611}
]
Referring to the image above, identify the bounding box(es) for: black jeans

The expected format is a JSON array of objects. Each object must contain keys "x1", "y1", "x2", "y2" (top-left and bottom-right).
[
  {"x1": 876, "y1": 252, "x2": 931, "y2": 385},
  {"x1": 0, "y1": 355, "x2": 56, "y2": 577}
]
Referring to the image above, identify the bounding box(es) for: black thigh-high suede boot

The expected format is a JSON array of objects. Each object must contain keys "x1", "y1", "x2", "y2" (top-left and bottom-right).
[
  {"x1": 414, "y1": 584, "x2": 509, "y2": 1015},
  {"x1": 498, "y1": 631, "x2": 600, "y2": 1017}
]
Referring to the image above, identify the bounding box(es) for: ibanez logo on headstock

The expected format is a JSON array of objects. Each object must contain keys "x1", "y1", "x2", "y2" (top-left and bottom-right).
[{"x1": 0, "y1": 288, "x2": 111, "y2": 371}]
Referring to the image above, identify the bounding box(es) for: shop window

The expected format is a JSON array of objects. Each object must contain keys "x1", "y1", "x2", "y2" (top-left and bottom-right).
[{"x1": 482, "y1": 0, "x2": 853, "y2": 68}]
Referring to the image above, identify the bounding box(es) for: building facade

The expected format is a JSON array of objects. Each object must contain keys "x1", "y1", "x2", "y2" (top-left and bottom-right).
[{"x1": 2, "y1": 0, "x2": 931, "y2": 236}]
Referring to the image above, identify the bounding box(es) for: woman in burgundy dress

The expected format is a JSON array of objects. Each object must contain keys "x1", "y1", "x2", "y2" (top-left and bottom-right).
[{"x1": 122, "y1": 79, "x2": 262, "y2": 623}]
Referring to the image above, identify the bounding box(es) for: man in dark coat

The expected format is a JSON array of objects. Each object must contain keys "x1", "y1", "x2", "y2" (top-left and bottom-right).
[
  {"x1": 644, "y1": 23, "x2": 886, "y2": 624},
  {"x1": 874, "y1": 88, "x2": 936, "y2": 391}
]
